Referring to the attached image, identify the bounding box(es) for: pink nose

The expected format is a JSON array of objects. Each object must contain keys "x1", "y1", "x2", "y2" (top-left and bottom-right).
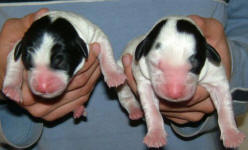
[
  {"x1": 166, "y1": 84, "x2": 185, "y2": 99},
  {"x1": 32, "y1": 76, "x2": 64, "y2": 94},
  {"x1": 34, "y1": 82, "x2": 56, "y2": 94}
]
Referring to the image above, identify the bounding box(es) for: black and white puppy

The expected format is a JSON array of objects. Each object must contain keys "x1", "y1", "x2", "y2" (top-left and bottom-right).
[
  {"x1": 117, "y1": 16, "x2": 245, "y2": 148},
  {"x1": 2, "y1": 11, "x2": 126, "y2": 118}
]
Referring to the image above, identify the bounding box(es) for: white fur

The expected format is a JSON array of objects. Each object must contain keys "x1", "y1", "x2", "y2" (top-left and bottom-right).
[
  {"x1": 33, "y1": 33, "x2": 53, "y2": 67},
  {"x1": 3, "y1": 10, "x2": 125, "y2": 102},
  {"x1": 117, "y1": 16, "x2": 245, "y2": 148}
]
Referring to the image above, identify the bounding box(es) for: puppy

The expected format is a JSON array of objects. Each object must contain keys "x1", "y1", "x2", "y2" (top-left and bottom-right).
[
  {"x1": 2, "y1": 11, "x2": 126, "y2": 118},
  {"x1": 117, "y1": 16, "x2": 245, "y2": 148}
]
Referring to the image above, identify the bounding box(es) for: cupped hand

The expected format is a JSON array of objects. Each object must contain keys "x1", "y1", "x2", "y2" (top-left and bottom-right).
[
  {"x1": 0, "y1": 9, "x2": 101, "y2": 121},
  {"x1": 122, "y1": 15, "x2": 231, "y2": 124}
]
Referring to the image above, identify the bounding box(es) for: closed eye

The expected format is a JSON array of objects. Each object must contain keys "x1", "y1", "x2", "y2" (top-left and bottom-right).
[
  {"x1": 50, "y1": 43, "x2": 68, "y2": 70},
  {"x1": 53, "y1": 54, "x2": 65, "y2": 67},
  {"x1": 22, "y1": 47, "x2": 34, "y2": 69},
  {"x1": 154, "y1": 42, "x2": 161, "y2": 49},
  {"x1": 189, "y1": 55, "x2": 198, "y2": 68}
]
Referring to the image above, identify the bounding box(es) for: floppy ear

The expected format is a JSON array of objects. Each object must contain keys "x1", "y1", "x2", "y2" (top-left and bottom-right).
[
  {"x1": 135, "y1": 38, "x2": 150, "y2": 61},
  {"x1": 14, "y1": 41, "x2": 23, "y2": 61},
  {"x1": 206, "y1": 43, "x2": 221, "y2": 65},
  {"x1": 75, "y1": 37, "x2": 88, "y2": 58},
  {"x1": 135, "y1": 19, "x2": 167, "y2": 61}
]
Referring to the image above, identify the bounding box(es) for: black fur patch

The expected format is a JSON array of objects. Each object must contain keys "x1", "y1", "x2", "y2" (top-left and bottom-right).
[
  {"x1": 177, "y1": 19, "x2": 206, "y2": 74},
  {"x1": 17, "y1": 15, "x2": 88, "y2": 77},
  {"x1": 135, "y1": 20, "x2": 167, "y2": 61}
]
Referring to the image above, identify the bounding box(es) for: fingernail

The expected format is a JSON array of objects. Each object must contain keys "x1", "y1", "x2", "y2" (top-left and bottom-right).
[
  {"x1": 122, "y1": 54, "x2": 132, "y2": 67},
  {"x1": 91, "y1": 43, "x2": 101, "y2": 56}
]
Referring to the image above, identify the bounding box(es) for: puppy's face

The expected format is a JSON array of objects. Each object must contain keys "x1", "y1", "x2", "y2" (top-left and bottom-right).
[
  {"x1": 14, "y1": 16, "x2": 88, "y2": 98},
  {"x1": 135, "y1": 17, "x2": 220, "y2": 102}
]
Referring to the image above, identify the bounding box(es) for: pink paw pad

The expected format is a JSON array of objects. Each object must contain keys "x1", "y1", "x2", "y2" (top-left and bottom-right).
[
  {"x1": 105, "y1": 71, "x2": 126, "y2": 87},
  {"x1": 2, "y1": 87, "x2": 22, "y2": 103},
  {"x1": 73, "y1": 106, "x2": 86, "y2": 119},
  {"x1": 143, "y1": 129, "x2": 167, "y2": 148},
  {"x1": 222, "y1": 129, "x2": 245, "y2": 148},
  {"x1": 128, "y1": 105, "x2": 144, "y2": 120}
]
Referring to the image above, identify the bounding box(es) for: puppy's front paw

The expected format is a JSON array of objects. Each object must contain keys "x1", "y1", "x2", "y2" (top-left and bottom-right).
[
  {"x1": 2, "y1": 86, "x2": 22, "y2": 103},
  {"x1": 73, "y1": 106, "x2": 87, "y2": 119},
  {"x1": 222, "y1": 128, "x2": 245, "y2": 148},
  {"x1": 143, "y1": 129, "x2": 167, "y2": 148}
]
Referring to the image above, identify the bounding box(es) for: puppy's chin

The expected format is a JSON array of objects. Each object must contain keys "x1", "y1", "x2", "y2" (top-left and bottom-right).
[
  {"x1": 30, "y1": 87, "x2": 66, "y2": 99},
  {"x1": 153, "y1": 84, "x2": 197, "y2": 102},
  {"x1": 157, "y1": 93, "x2": 194, "y2": 102}
]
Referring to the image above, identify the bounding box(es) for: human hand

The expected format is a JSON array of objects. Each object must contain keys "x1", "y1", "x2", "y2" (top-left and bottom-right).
[
  {"x1": 0, "y1": 9, "x2": 101, "y2": 121},
  {"x1": 122, "y1": 16, "x2": 231, "y2": 124}
]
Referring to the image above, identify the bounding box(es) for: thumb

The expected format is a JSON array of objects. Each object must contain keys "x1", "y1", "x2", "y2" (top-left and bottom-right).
[
  {"x1": 122, "y1": 53, "x2": 138, "y2": 95},
  {"x1": 21, "y1": 8, "x2": 49, "y2": 30}
]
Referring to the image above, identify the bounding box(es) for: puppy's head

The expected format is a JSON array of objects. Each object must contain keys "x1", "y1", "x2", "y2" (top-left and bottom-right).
[
  {"x1": 14, "y1": 15, "x2": 88, "y2": 98},
  {"x1": 135, "y1": 17, "x2": 221, "y2": 102}
]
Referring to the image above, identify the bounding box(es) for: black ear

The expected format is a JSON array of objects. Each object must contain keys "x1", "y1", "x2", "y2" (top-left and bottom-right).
[
  {"x1": 14, "y1": 41, "x2": 23, "y2": 61},
  {"x1": 135, "y1": 20, "x2": 167, "y2": 61},
  {"x1": 135, "y1": 38, "x2": 150, "y2": 61},
  {"x1": 206, "y1": 43, "x2": 221, "y2": 65},
  {"x1": 75, "y1": 37, "x2": 88, "y2": 58}
]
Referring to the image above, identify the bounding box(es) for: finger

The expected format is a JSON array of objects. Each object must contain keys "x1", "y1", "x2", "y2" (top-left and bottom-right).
[
  {"x1": 189, "y1": 15, "x2": 224, "y2": 41},
  {"x1": 64, "y1": 65, "x2": 100, "y2": 100},
  {"x1": 20, "y1": 79, "x2": 37, "y2": 106},
  {"x1": 186, "y1": 86, "x2": 209, "y2": 106},
  {"x1": 23, "y1": 87, "x2": 89, "y2": 118},
  {"x1": 90, "y1": 42, "x2": 101, "y2": 56},
  {"x1": 188, "y1": 15, "x2": 212, "y2": 38},
  {"x1": 21, "y1": 8, "x2": 49, "y2": 30},
  {"x1": 67, "y1": 63, "x2": 100, "y2": 91},
  {"x1": 122, "y1": 53, "x2": 138, "y2": 95},
  {"x1": 160, "y1": 98, "x2": 215, "y2": 114},
  {"x1": 164, "y1": 111, "x2": 205, "y2": 122},
  {"x1": 188, "y1": 15, "x2": 206, "y2": 30},
  {"x1": 42, "y1": 94, "x2": 90, "y2": 121},
  {"x1": 78, "y1": 42, "x2": 100, "y2": 73},
  {"x1": 166, "y1": 117, "x2": 189, "y2": 125},
  {"x1": 193, "y1": 97, "x2": 215, "y2": 113},
  {"x1": 162, "y1": 98, "x2": 215, "y2": 114}
]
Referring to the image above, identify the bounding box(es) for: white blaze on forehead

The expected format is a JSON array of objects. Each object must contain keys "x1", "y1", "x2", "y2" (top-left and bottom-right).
[
  {"x1": 33, "y1": 33, "x2": 54, "y2": 67},
  {"x1": 150, "y1": 19, "x2": 196, "y2": 66}
]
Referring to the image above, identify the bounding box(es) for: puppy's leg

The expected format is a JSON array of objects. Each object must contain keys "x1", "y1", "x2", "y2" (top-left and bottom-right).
[
  {"x1": 73, "y1": 105, "x2": 87, "y2": 119},
  {"x1": 202, "y1": 82, "x2": 245, "y2": 148},
  {"x1": 117, "y1": 83, "x2": 143, "y2": 120},
  {"x1": 2, "y1": 50, "x2": 24, "y2": 103},
  {"x1": 137, "y1": 79, "x2": 167, "y2": 148},
  {"x1": 95, "y1": 40, "x2": 126, "y2": 87}
]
